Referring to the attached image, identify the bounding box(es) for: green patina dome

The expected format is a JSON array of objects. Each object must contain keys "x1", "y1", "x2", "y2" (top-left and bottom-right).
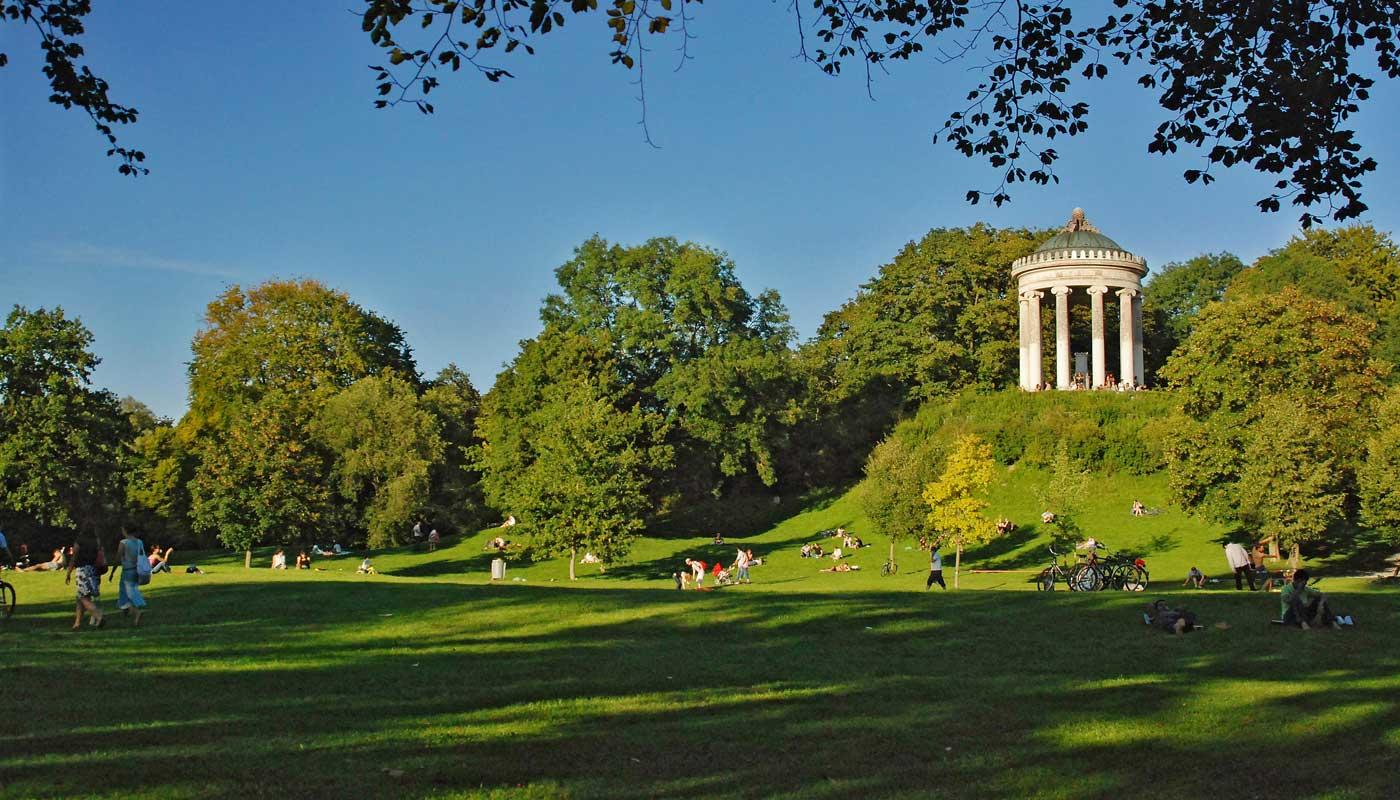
[{"x1": 1034, "y1": 208, "x2": 1125, "y2": 253}]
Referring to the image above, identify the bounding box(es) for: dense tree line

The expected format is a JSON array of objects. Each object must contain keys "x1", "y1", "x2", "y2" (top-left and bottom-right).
[{"x1": 6, "y1": 223, "x2": 1400, "y2": 570}]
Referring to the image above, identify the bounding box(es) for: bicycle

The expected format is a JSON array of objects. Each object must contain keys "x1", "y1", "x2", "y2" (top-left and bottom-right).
[
  {"x1": 880, "y1": 559, "x2": 898, "y2": 577},
  {"x1": 1036, "y1": 546, "x2": 1074, "y2": 591},
  {"x1": 0, "y1": 575, "x2": 14, "y2": 619}
]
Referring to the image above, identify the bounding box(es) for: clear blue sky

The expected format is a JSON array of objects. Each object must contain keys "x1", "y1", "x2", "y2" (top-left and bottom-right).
[{"x1": 4, "y1": 4, "x2": 1400, "y2": 419}]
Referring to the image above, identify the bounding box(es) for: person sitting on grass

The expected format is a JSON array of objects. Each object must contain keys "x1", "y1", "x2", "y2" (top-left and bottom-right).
[
  {"x1": 1131, "y1": 500, "x2": 1145, "y2": 516},
  {"x1": 357, "y1": 557, "x2": 377, "y2": 575},
  {"x1": 149, "y1": 546, "x2": 174, "y2": 574},
  {"x1": 820, "y1": 563, "x2": 860, "y2": 573},
  {"x1": 1280, "y1": 569, "x2": 1351, "y2": 629},
  {"x1": 799, "y1": 543, "x2": 824, "y2": 559},
  {"x1": 1184, "y1": 567, "x2": 1206, "y2": 588},
  {"x1": 296, "y1": 551, "x2": 311, "y2": 569},
  {"x1": 486, "y1": 537, "x2": 509, "y2": 551},
  {"x1": 1041, "y1": 510, "x2": 1056, "y2": 525},
  {"x1": 271, "y1": 549, "x2": 287, "y2": 570}
]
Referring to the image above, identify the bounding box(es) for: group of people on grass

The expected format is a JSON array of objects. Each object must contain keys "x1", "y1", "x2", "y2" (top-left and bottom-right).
[
  {"x1": 676, "y1": 547, "x2": 759, "y2": 589},
  {"x1": 1183, "y1": 542, "x2": 1279, "y2": 591},
  {"x1": 45, "y1": 529, "x2": 158, "y2": 632},
  {"x1": 1150, "y1": 568, "x2": 1355, "y2": 635}
]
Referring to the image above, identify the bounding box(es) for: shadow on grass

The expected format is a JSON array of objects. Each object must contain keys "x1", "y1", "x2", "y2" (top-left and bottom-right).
[{"x1": 3, "y1": 578, "x2": 1399, "y2": 799}]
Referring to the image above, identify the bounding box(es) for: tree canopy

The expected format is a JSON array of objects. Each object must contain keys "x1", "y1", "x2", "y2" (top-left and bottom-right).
[
  {"x1": 1162, "y1": 288, "x2": 1389, "y2": 536},
  {"x1": 481, "y1": 236, "x2": 797, "y2": 510},
  {"x1": 9, "y1": 2, "x2": 1400, "y2": 224},
  {"x1": 0, "y1": 306, "x2": 131, "y2": 537}
]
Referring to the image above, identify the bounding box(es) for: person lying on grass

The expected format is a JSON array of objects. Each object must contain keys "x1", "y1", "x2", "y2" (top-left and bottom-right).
[
  {"x1": 25, "y1": 548, "x2": 65, "y2": 572},
  {"x1": 1145, "y1": 600, "x2": 1197, "y2": 635},
  {"x1": 820, "y1": 563, "x2": 860, "y2": 573}
]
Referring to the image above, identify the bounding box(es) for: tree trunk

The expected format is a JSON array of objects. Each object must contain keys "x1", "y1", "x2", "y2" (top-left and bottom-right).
[
  {"x1": 569, "y1": 547, "x2": 576, "y2": 581},
  {"x1": 1290, "y1": 543, "x2": 1301, "y2": 571},
  {"x1": 889, "y1": 540, "x2": 895, "y2": 571},
  {"x1": 245, "y1": 549, "x2": 252, "y2": 569},
  {"x1": 954, "y1": 542, "x2": 963, "y2": 589}
]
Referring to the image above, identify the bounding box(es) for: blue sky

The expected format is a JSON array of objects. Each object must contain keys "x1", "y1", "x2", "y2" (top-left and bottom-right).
[{"x1": 4, "y1": 3, "x2": 1400, "y2": 419}]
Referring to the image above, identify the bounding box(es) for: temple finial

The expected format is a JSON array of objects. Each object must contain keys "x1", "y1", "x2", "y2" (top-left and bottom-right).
[{"x1": 1064, "y1": 207, "x2": 1099, "y2": 233}]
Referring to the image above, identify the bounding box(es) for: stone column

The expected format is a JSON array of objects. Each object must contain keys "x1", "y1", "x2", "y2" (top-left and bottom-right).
[
  {"x1": 1018, "y1": 294, "x2": 1029, "y2": 390},
  {"x1": 1052, "y1": 286, "x2": 1071, "y2": 389},
  {"x1": 1132, "y1": 292, "x2": 1145, "y2": 386},
  {"x1": 1026, "y1": 291, "x2": 1044, "y2": 389},
  {"x1": 1117, "y1": 288, "x2": 1138, "y2": 387},
  {"x1": 1087, "y1": 286, "x2": 1107, "y2": 388}
]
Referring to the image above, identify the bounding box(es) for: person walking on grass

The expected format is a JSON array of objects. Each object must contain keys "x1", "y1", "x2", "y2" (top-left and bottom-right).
[
  {"x1": 1224, "y1": 542, "x2": 1257, "y2": 591},
  {"x1": 926, "y1": 542, "x2": 947, "y2": 590},
  {"x1": 64, "y1": 537, "x2": 105, "y2": 630},
  {"x1": 116, "y1": 529, "x2": 147, "y2": 626},
  {"x1": 735, "y1": 547, "x2": 751, "y2": 584}
]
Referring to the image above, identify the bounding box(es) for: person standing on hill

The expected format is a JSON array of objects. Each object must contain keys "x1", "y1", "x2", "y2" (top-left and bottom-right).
[
  {"x1": 735, "y1": 548, "x2": 751, "y2": 584},
  {"x1": 116, "y1": 529, "x2": 147, "y2": 626},
  {"x1": 1224, "y1": 542, "x2": 1256, "y2": 591},
  {"x1": 926, "y1": 543, "x2": 947, "y2": 590}
]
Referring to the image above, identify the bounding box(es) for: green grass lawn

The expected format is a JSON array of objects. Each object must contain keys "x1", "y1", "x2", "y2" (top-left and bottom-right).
[{"x1": 4, "y1": 474, "x2": 1399, "y2": 799}]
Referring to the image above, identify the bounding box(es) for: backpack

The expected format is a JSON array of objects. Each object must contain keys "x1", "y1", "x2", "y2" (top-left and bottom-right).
[{"x1": 136, "y1": 540, "x2": 153, "y2": 585}]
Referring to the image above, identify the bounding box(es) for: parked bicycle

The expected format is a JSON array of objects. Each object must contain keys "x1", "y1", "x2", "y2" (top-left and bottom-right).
[{"x1": 1036, "y1": 546, "x2": 1090, "y2": 591}]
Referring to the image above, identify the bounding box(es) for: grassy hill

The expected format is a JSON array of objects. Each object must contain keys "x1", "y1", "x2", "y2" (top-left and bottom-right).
[{"x1": 3, "y1": 475, "x2": 1398, "y2": 799}]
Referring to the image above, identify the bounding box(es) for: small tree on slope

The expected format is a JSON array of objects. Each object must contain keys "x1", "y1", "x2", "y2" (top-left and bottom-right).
[{"x1": 924, "y1": 434, "x2": 996, "y2": 589}]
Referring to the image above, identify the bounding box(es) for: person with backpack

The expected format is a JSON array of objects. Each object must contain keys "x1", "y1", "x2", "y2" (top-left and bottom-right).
[{"x1": 116, "y1": 528, "x2": 149, "y2": 626}]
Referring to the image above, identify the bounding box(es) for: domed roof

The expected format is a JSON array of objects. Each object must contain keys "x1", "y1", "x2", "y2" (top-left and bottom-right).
[{"x1": 1034, "y1": 208, "x2": 1125, "y2": 253}]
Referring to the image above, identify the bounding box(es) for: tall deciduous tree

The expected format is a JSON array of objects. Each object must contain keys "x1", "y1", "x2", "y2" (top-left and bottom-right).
[
  {"x1": 313, "y1": 374, "x2": 445, "y2": 548},
  {"x1": 0, "y1": 307, "x2": 132, "y2": 542},
  {"x1": 1359, "y1": 388, "x2": 1400, "y2": 551},
  {"x1": 1237, "y1": 398, "x2": 1347, "y2": 568},
  {"x1": 421, "y1": 364, "x2": 489, "y2": 535},
  {"x1": 184, "y1": 280, "x2": 418, "y2": 560},
  {"x1": 190, "y1": 391, "x2": 333, "y2": 567},
  {"x1": 1228, "y1": 225, "x2": 1400, "y2": 373},
  {"x1": 1162, "y1": 288, "x2": 1388, "y2": 536},
  {"x1": 859, "y1": 434, "x2": 944, "y2": 572},
  {"x1": 482, "y1": 236, "x2": 796, "y2": 511},
  {"x1": 483, "y1": 377, "x2": 671, "y2": 580},
  {"x1": 923, "y1": 433, "x2": 995, "y2": 589},
  {"x1": 808, "y1": 225, "x2": 1048, "y2": 410}
]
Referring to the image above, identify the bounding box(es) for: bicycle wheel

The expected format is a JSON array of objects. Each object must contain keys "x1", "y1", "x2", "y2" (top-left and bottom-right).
[
  {"x1": 0, "y1": 580, "x2": 14, "y2": 619},
  {"x1": 1069, "y1": 564, "x2": 1102, "y2": 592},
  {"x1": 1036, "y1": 568, "x2": 1055, "y2": 591},
  {"x1": 1132, "y1": 566, "x2": 1150, "y2": 591}
]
